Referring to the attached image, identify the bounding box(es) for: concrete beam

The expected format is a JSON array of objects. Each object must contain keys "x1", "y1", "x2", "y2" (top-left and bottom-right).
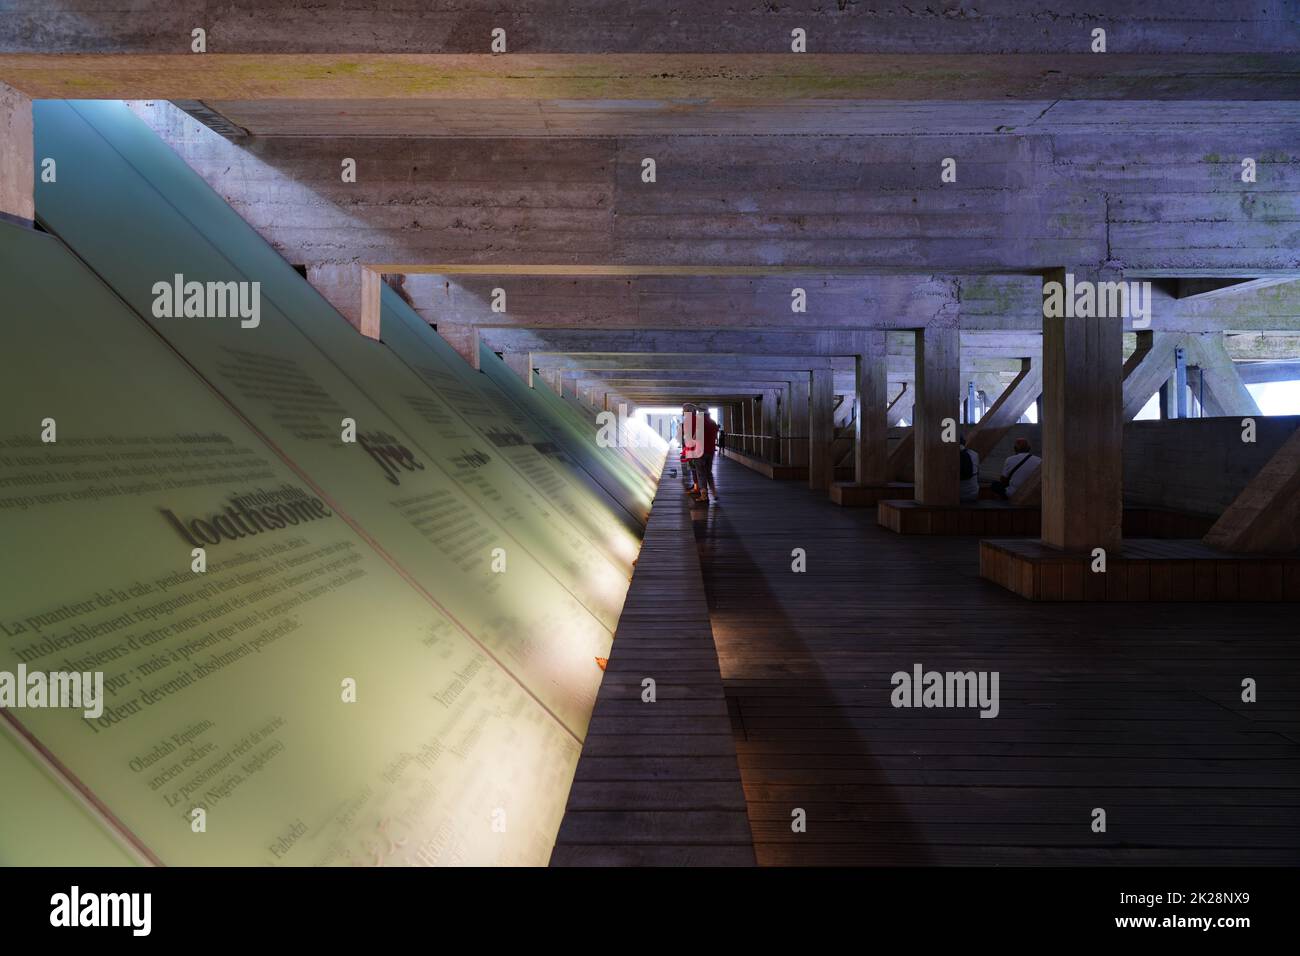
[
  {"x1": 1122, "y1": 331, "x2": 1187, "y2": 421},
  {"x1": 476, "y1": 327, "x2": 1055, "y2": 361},
  {"x1": 396, "y1": 272, "x2": 963, "y2": 329},
  {"x1": 1223, "y1": 331, "x2": 1300, "y2": 362},
  {"x1": 535, "y1": 354, "x2": 852, "y2": 372},
  {"x1": 6, "y1": 53, "x2": 1299, "y2": 102},
  {"x1": 966, "y1": 358, "x2": 1042, "y2": 460},
  {"x1": 1204, "y1": 425, "x2": 1300, "y2": 553},
  {"x1": 1237, "y1": 360, "x2": 1300, "y2": 385},
  {"x1": 5, "y1": 4, "x2": 1298, "y2": 57},
  {"x1": 477, "y1": 327, "x2": 876, "y2": 357},
  {"x1": 1185, "y1": 333, "x2": 1263, "y2": 418},
  {"x1": 888, "y1": 384, "x2": 913, "y2": 427},
  {"x1": 106, "y1": 101, "x2": 1300, "y2": 299},
  {"x1": 1174, "y1": 277, "x2": 1296, "y2": 300}
]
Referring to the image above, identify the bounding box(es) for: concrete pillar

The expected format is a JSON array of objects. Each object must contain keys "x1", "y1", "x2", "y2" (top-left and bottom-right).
[
  {"x1": 769, "y1": 390, "x2": 780, "y2": 463},
  {"x1": 306, "y1": 263, "x2": 383, "y2": 341},
  {"x1": 913, "y1": 324, "x2": 961, "y2": 506},
  {"x1": 502, "y1": 351, "x2": 533, "y2": 387},
  {"x1": 763, "y1": 390, "x2": 780, "y2": 462},
  {"x1": 1041, "y1": 268, "x2": 1123, "y2": 553},
  {"x1": 809, "y1": 368, "x2": 835, "y2": 492},
  {"x1": 1, "y1": 83, "x2": 33, "y2": 226},
  {"x1": 787, "y1": 378, "x2": 810, "y2": 467},
  {"x1": 739, "y1": 400, "x2": 752, "y2": 454},
  {"x1": 855, "y1": 331, "x2": 889, "y2": 485}
]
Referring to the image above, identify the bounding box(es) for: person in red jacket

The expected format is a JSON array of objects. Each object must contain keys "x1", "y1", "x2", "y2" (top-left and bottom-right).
[{"x1": 694, "y1": 408, "x2": 720, "y2": 503}]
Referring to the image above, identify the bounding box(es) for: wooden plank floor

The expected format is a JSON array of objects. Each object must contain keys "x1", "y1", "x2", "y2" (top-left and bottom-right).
[
  {"x1": 694, "y1": 457, "x2": 1300, "y2": 866},
  {"x1": 550, "y1": 457, "x2": 755, "y2": 866}
]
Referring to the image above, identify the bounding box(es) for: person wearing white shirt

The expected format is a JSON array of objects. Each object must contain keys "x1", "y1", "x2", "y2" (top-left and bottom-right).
[{"x1": 994, "y1": 438, "x2": 1041, "y2": 500}]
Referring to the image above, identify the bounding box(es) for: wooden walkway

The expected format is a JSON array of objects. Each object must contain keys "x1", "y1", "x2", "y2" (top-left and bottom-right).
[
  {"x1": 694, "y1": 457, "x2": 1300, "y2": 865},
  {"x1": 550, "y1": 458, "x2": 755, "y2": 866}
]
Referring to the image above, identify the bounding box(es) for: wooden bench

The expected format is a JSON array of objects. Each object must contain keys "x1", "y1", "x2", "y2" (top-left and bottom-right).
[
  {"x1": 878, "y1": 499, "x2": 1041, "y2": 535},
  {"x1": 721, "y1": 448, "x2": 806, "y2": 480},
  {"x1": 980, "y1": 537, "x2": 1300, "y2": 601},
  {"x1": 550, "y1": 457, "x2": 755, "y2": 866},
  {"x1": 830, "y1": 481, "x2": 914, "y2": 507},
  {"x1": 722, "y1": 449, "x2": 853, "y2": 483},
  {"x1": 879, "y1": 501, "x2": 1217, "y2": 538}
]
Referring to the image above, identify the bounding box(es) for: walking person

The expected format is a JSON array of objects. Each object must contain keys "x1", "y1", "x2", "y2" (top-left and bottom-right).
[
  {"x1": 681, "y1": 404, "x2": 701, "y2": 494},
  {"x1": 694, "y1": 408, "x2": 720, "y2": 503}
]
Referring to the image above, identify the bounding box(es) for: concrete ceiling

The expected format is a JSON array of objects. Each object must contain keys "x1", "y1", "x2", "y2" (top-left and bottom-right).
[{"x1": 5, "y1": 3, "x2": 1297, "y2": 409}]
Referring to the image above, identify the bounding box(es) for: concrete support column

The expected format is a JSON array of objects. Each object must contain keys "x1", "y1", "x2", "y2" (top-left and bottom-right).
[
  {"x1": 913, "y1": 324, "x2": 961, "y2": 506},
  {"x1": 1041, "y1": 268, "x2": 1123, "y2": 553},
  {"x1": 759, "y1": 390, "x2": 769, "y2": 463},
  {"x1": 787, "y1": 378, "x2": 810, "y2": 467},
  {"x1": 739, "y1": 400, "x2": 752, "y2": 454},
  {"x1": 502, "y1": 351, "x2": 533, "y2": 386},
  {"x1": 1, "y1": 83, "x2": 33, "y2": 226},
  {"x1": 307, "y1": 263, "x2": 384, "y2": 341},
  {"x1": 855, "y1": 331, "x2": 889, "y2": 485},
  {"x1": 809, "y1": 368, "x2": 835, "y2": 492}
]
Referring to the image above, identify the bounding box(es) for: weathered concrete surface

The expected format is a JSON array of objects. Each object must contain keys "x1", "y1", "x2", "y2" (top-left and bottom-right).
[
  {"x1": 1204, "y1": 422, "x2": 1300, "y2": 552},
  {"x1": 306, "y1": 261, "x2": 381, "y2": 338},
  {"x1": 119, "y1": 100, "x2": 1300, "y2": 283},
  {"x1": 0, "y1": 82, "x2": 32, "y2": 223},
  {"x1": 3, "y1": 1, "x2": 1298, "y2": 55},
  {"x1": 1041, "y1": 270, "x2": 1124, "y2": 553}
]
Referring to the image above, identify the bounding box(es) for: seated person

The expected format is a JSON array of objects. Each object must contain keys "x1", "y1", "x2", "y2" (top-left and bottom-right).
[
  {"x1": 992, "y1": 438, "x2": 1041, "y2": 500},
  {"x1": 959, "y1": 436, "x2": 980, "y2": 503}
]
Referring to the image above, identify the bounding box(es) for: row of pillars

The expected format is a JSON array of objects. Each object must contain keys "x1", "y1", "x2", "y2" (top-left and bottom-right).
[{"x1": 723, "y1": 271, "x2": 1121, "y2": 554}]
